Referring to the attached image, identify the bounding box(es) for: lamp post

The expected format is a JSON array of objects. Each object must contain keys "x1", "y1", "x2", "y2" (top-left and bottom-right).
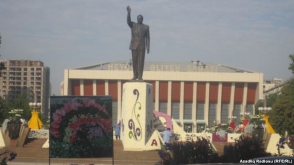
[
  {"x1": 28, "y1": 102, "x2": 43, "y2": 129},
  {"x1": 228, "y1": 116, "x2": 237, "y2": 122},
  {"x1": 257, "y1": 107, "x2": 275, "y2": 133},
  {"x1": 29, "y1": 102, "x2": 42, "y2": 111},
  {"x1": 258, "y1": 107, "x2": 272, "y2": 116}
]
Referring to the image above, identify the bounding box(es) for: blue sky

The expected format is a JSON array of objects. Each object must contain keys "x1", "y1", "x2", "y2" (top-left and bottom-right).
[{"x1": 0, "y1": 0, "x2": 293, "y2": 95}]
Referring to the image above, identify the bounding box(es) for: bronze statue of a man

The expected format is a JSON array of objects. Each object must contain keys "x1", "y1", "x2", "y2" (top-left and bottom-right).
[{"x1": 127, "y1": 6, "x2": 150, "y2": 80}]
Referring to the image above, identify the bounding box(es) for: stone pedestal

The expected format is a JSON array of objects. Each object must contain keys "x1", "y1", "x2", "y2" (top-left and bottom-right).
[{"x1": 121, "y1": 82, "x2": 153, "y2": 151}]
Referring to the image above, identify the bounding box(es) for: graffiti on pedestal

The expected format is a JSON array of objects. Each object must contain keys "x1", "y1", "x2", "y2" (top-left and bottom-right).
[{"x1": 128, "y1": 89, "x2": 142, "y2": 141}]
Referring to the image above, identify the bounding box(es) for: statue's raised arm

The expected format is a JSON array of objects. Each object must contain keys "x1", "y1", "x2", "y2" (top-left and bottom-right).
[{"x1": 127, "y1": 6, "x2": 132, "y2": 28}]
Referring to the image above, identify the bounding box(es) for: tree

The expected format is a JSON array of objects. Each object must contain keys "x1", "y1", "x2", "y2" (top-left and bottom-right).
[
  {"x1": 7, "y1": 92, "x2": 32, "y2": 120},
  {"x1": 269, "y1": 78, "x2": 294, "y2": 134},
  {"x1": 269, "y1": 54, "x2": 294, "y2": 135},
  {"x1": 289, "y1": 54, "x2": 294, "y2": 74},
  {"x1": 0, "y1": 96, "x2": 9, "y2": 126}
]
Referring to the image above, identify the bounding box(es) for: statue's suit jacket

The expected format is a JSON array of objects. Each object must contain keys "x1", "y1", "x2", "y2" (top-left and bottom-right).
[{"x1": 127, "y1": 14, "x2": 150, "y2": 52}]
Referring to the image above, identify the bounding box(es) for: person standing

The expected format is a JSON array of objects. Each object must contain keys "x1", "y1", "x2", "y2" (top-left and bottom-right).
[
  {"x1": 126, "y1": 6, "x2": 150, "y2": 80},
  {"x1": 115, "y1": 122, "x2": 121, "y2": 140},
  {"x1": 162, "y1": 127, "x2": 172, "y2": 144}
]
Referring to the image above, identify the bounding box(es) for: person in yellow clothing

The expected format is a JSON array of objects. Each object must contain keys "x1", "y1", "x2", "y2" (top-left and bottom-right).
[{"x1": 28, "y1": 111, "x2": 43, "y2": 129}]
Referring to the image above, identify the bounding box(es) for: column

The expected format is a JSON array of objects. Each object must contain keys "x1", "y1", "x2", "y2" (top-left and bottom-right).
[
  {"x1": 229, "y1": 83, "x2": 235, "y2": 116},
  {"x1": 192, "y1": 82, "x2": 197, "y2": 132},
  {"x1": 167, "y1": 81, "x2": 172, "y2": 115},
  {"x1": 204, "y1": 82, "x2": 209, "y2": 125},
  {"x1": 93, "y1": 80, "x2": 97, "y2": 95},
  {"x1": 63, "y1": 70, "x2": 69, "y2": 95},
  {"x1": 216, "y1": 82, "x2": 222, "y2": 122},
  {"x1": 155, "y1": 81, "x2": 159, "y2": 111},
  {"x1": 242, "y1": 83, "x2": 248, "y2": 113},
  {"x1": 105, "y1": 80, "x2": 109, "y2": 95},
  {"x1": 180, "y1": 81, "x2": 184, "y2": 126},
  {"x1": 80, "y1": 79, "x2": 84, "y2": 96},
  {"x1": 118, "y1": 80, "x2": 122, "y2": 122}
]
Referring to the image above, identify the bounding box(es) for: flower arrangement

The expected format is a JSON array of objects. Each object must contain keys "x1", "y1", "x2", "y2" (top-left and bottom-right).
[
  {"x1": 49, "y1": 97, "x2": 113, "y2": 158},
  {"x1": 206, "y1": 123, "x2": 232, "y2": 133},
  {"x1": 8, "y1": 109, "x2": 23, "y2": 123}
]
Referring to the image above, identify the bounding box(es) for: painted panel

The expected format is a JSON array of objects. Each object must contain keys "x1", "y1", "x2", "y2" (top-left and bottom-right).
[
  {"x1": 209, "y1": 82, "x2": 218, "y2": 103},
  {"x1": 159, "y1": 81, "x2": 168, "y2": 102},
  {"x1": 84, "y1": 80, "x2": 93, "y2": 95},
  {"x1": 247, "y1": 83, "x2": 257, "y2": 104},
  {"x1": 71, "y1": 80, "x2": 80, "y2": 96},
  {"x1": 184, "y1": 82, "x2": 193, "y2": 102},
  {"x1": 197, "y1": 82, "x2": 206, "y2": 102},
  {"x1": 171, "y1": 81, "x2": 181, "y2": 102},
  {"x1": 108, "y1": 80, "x2": 118, "y2": 101},
  {"x1": 221, "y1": 83, "x2": 231, "y2": 103},
  {"x1": 96, "y1": 80, "x2": 105, "y2": 95},
  {"x1": 234, "y1": 83, "x2": 244, "y2": 103}
]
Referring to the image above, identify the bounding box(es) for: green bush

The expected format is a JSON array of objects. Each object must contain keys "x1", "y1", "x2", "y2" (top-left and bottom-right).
[
  {"x1": 221, "y1": 135, "x2": 271, "y2": 163},
  {"x1": 158, "y1": 135, "x2": 272, "y2": 164},
  {"x1": 158, "y1": 137, "x2": 219, "y2": 164}
]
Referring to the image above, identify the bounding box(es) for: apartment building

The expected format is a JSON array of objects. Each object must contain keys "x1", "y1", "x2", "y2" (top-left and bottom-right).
[{"x1": 0, "y1": 60, "x2": 50, "y2": 115}]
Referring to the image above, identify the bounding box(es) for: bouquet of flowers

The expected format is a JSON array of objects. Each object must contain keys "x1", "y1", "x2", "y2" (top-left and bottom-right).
[{"x1": 49, "y1": 97, "x2": 112, "y2": 158}]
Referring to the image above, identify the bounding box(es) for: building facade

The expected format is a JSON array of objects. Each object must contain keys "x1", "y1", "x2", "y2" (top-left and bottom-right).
[
  {"x1": 62, "y1": 61, "x2": 263, "y2": 133},
  {"x1": 0, "y1": 60, "x2": 50, "y2": 115}
]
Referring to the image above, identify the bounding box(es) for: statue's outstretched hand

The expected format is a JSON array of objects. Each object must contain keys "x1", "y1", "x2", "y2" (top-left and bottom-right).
[{"x1": 127, "y1": 6, "x2": 131, "y2": 13}]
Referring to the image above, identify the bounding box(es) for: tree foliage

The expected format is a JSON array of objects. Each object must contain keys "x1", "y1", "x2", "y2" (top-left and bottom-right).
[
  {"x1": 269, "y1": 54, "x2": 294, "y2": 135},
  {"x1": 6, "y1": 92, "x2": 32, "y2": 120},
  {"x1": 269, "y1": 78, "x2": 294, "y2": 135},
  {"x1": 0, "y1": 97, "x2": 9, "y2": 125},
  {"x1": 288, "y1": 54, "x2": 294, "y2": 74}
]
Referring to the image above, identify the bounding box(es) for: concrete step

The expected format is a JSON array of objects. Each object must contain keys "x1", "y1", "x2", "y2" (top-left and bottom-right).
[{"x1": 3, "y1": 140, "x2": 161, "y2": 164}]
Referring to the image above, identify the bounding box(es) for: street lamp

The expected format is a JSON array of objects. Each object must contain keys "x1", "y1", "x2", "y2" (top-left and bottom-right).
[
  {"x1": 258, "y1": 107, "x2": 272, "y2": 116},
  {"x1": 228, "y1": 116, "x2": 237, "y2": 122},
  {"x1": 257, "y1": 107, "x2": 275, "y2": 133},
  {"x1": 240, "y1": 112, "x2": 250, "y2": 119},
  {"x1": 29, "y1": 102, "x2": 42, "y2": 111},
  {"x1": 28, "y1": 102, "x2": 43, "y2": 129}
]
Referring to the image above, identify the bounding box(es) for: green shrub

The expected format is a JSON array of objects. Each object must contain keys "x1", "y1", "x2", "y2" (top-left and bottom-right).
[
  {"x1": 221, "y1": 135, "x2": 271, "y2": 163},
  {"x1": 158, "y1": 137, "x2": 220, "y2": 164}
]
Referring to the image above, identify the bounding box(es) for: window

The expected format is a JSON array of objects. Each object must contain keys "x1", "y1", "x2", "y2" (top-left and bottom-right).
[
  {"x1": 171, "y1": 102, "x2": 179, "y2": 119},
  {"x1": 233, "y1": 104, "x2": 241, "y2": 123},
  {"x1": 184, "y1": 103, "x2": 192, "y2": 119},
  {"x1": 196, "y1": 103, "x2": 204, "y2": 120},
  {"x1": 159, "y1": 102, "x2": 167, "y2": 114},
  {"x1": 221, "y1": 104, "x2": 229, "y2": 123},
  {"x1": 208, "y1": 104, "x2": 216, "y2": 127}
]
